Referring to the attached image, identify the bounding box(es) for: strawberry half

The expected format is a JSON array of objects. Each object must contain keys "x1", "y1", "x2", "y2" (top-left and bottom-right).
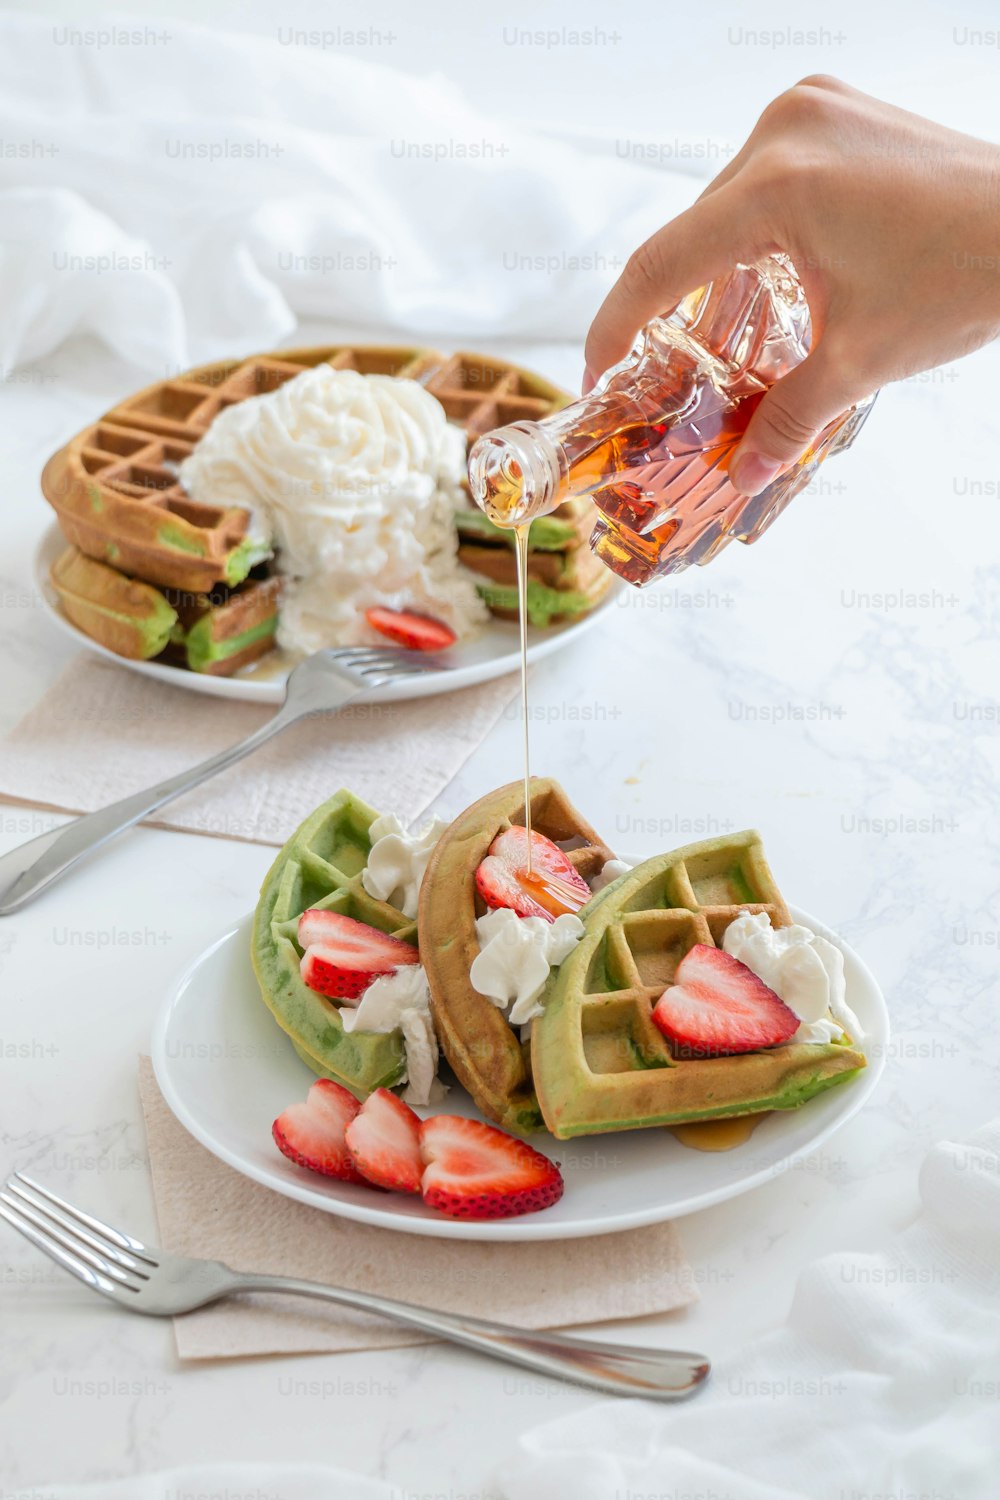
[
  {"x1": 419, "y1": 1115, "x2": 564, "y2": 1220},
  {"x1": 651, "y1": 944, "x2": 799, "y2": 1057},
  {"x1": 345, "y1": 1087, "x2": 422, "y2": 1194},
  {"x1": 297, "y1": 910, "x2": 418, "y2": 1000},
  {"x1": 365, "y1": 607, "x2": 456, "y2": 652},
  {"x1": 272, "y1": 1078, "x2": 365, "y2": 1183},
  {"x1": 475, "y1": 826, "x2": 590, "y2": 923}
]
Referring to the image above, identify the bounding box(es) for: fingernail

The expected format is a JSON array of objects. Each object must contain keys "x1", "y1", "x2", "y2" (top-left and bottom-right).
[
  {"x1": 730, "y1": 452, "x2": 781, "y2": 497},
  {"x1": 581, "y1": 365, "x2": 596, "y2": 395}
]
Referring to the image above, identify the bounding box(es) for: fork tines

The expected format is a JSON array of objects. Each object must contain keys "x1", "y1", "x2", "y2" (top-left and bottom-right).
[
  {"x1": 326, "y1": 646, "x2": 446, "y2": 679},
  {"x1": 0, "y1": 1172, "x2": 153, "y2": 1297}
]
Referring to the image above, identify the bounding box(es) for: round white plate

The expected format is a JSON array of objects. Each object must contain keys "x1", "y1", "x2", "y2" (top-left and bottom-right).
[
  {"x1": 152, "y1": 898, "x2": 888, "y2": 1242},
  {"x1": 35, "y1": 523, "x2": 620, "y2": 705}
]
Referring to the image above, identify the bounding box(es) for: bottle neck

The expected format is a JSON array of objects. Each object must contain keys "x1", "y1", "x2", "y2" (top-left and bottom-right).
[{"x1": 467, "y1": 390, "x2": 642, "y2": 527}]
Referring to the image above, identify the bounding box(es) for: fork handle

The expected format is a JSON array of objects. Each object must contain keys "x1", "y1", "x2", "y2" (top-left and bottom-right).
[
  {"x1": 231, "y1": 1274, "x2": 709, "y2": 1400},
  {"x1": 0, "y1": 709, "x2": 297, "y2": 916}
]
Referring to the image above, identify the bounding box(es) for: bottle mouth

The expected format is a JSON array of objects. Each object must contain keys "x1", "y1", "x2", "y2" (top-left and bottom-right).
[
  {"x1": 467, "y1": 423, "x2": 560, "y2": 528},
  {"x1": 468, "y1": 434, "x2": 527, "y2": 525}
]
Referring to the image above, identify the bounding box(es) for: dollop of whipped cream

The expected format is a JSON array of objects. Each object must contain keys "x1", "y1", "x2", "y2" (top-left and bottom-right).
[
  {"x1": 722, "y1": 911, "x2": 864, "y2": 1044},
  {"x1": 340, "y1": 964, "x2": 445, "y2": 1107},
  {"x1": 180, "y1": 365, "x2": 487, "y2": 653},
  {"x1": 470, "y1": 908, "x2": 584, "y2": 1028},
  {"x1": 590, "y1": 857, "x2": 631, "y2": 893},
  {"x1": 361, "y1": 813, "x2": 449, "y2": 920}
]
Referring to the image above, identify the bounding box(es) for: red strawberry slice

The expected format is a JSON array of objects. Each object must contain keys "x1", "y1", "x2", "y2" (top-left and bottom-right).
[
  {"x1": 344, "y1": 1087, "x2": 422, "y2": 1194},
  {"x1": 475, "y1": 825, "x2": 591, "y2": 922},
  {"x1": 272, "y1": 1078, "x2": 365, "y2": 1183},
  {"x1": 651, "y1": 944, "x2": 799, "y2": 1057},
  {"x1": 297, "y1": 910, "x2": 418, "y2": 1001},
  {"x1": 365, "y1": 607, "x2": 456, "y2": 652},
  {"x1": 419, "y1": 1115, "x2": 564, "y2": 1220},
  {"x1": 297, "y1": 908, "x2": 358, "y2": 949}
]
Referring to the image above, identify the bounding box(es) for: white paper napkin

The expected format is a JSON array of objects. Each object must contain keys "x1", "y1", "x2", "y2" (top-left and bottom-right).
[
  {"x1": 137, "y1": 1056, "x2": 697, "y2": 1360},
  {"x1": 496, "y1": 1117, "x2": 1000, "y2": 1499},
  {"x1": 0, "y1": 15, "x2": 699, "y2": 375},
  {"x1": 0, "y1": 654, "x2": 516, "y2": 845}
]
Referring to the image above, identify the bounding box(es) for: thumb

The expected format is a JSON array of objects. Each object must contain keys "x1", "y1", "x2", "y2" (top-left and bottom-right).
[{"x1": 730, "y1": 348, "x2": 860, "y2": 497}]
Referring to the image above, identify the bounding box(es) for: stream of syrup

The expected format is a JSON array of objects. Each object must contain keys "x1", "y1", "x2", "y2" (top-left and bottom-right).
[
  {"x1": 514, "y1": 523, "x2": 533, "y2": 875},
  {"x1": 507, "y1": 489, "x2": 760, "y2": 1154},
  {"x1": 512, "y1": 523, "x2": 590, "y2": 917}
]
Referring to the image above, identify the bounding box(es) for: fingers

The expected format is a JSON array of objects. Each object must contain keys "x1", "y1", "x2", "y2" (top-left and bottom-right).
[
  {"x1": 729, "y1": 346, "x2": 863, "y2": 496},
  {"x1": 583, "y1": 187, "x2": 766, "y2": 390}
]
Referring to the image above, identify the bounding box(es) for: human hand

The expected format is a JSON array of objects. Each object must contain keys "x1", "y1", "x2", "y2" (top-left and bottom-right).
[{"x1": 585, "y1": 76, "x2": 1000, "y2": 495}]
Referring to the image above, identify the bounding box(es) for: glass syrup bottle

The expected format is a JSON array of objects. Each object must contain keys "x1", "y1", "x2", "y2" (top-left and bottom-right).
[{"x1": 467, "y1": 255, "x2": 875, "y2": 586}]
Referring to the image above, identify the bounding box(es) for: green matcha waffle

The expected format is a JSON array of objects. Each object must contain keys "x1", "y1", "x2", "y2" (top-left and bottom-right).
[
  {"x1": 418, "y1": 779, "x2": 615, "y2": 1135},
  {"x1": 173, "y1": 575, "x2": 281, "y2": 675},
  {"x1": 51, "y1": 544, "x2": 280, "y2": 676},
  {"x1": 456, "y1": 493, "x2": 614, "y2": 626},
  {"x1": 532, "y1": 831, "x2": 866, "y2": 1139},
  {"x1": 252, "y1": 790, "x2": 416, "y2": 1098},
  {"x1": 50, "y1": 546, "x2": 178, "y2": 660}
]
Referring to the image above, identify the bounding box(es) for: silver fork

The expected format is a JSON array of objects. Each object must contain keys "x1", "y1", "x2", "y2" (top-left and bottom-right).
[
  {"x1": 0, "y1": 1172, "x2": 710, "y2": 1400},
  {"x1": 0, "y1": 647, "x2": 437, "y2": 915}
]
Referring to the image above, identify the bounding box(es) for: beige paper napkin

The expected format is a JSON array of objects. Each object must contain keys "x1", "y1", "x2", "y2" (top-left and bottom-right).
[
  {"x1": 137, "y1": 1057, "x2": 697, "y2": 1360},
  {"x1": 0, "y1": 654, "x2": 517, "y2": 844}
]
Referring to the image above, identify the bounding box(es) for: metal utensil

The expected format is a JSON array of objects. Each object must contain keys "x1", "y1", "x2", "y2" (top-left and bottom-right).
[
  {"x1": 0, "y1": 647, "x2": 440, "y2": 915},
  {"x1": 0, "y1": 1172, "x2": 710, "y2": 1401}
]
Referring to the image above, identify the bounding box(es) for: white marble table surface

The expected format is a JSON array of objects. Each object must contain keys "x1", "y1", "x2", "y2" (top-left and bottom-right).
[{"x1": 2, "y1": 287, "x2": 999, "y2": 1494}]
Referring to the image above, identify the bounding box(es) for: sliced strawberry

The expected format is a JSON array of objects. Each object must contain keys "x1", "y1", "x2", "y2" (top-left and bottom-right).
[
  {"x1": 419, "y1": 1115, "x2": 564, "y2": 1220},
  {"x1": 475, "y1": 825, "x2": 591, "y2": 923},
  {"x1": 344, "y1": 1087, "x2": 422, "y2": 1194},
  {"x1": 297, "y1": 908, "x2": 417, "y2": 955},
  {"x1": 365, "y1": 607, "x2": 456, "y2": 652},
  {"x1": 651, "y1": 944, "x2": 799, "y2": 1057},
  {"x1": 298, "y1": 908, "x2": 352, "y2": 949},
  {"x1": 297, "y1": 911, "x2": 418, "y2": 1000},
  {"x1": 272, "y1": 1078, "x2": 365, "y2": 1183}
]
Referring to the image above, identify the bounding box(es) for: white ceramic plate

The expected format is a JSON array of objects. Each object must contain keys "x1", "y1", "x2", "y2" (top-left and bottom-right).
[
  {"x1": 35, "y1": 523, "x2": 620, "y2": 705},
  {"x1": 152, "y1": 894, "x2": 888, "y2": 1242}
]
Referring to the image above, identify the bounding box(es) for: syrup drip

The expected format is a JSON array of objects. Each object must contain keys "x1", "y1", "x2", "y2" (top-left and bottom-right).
[
  {"x1": 517, "y1": 866, "x2": 589, "y2": 918},
  {"x1": 514, "y1": 522, "x2": 533, "y2": 874}
]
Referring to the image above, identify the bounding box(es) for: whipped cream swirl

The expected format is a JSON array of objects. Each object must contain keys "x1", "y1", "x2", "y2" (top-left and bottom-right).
[
  {"x1": 361, "y1": 812, "x2": 449, "y2": 920},
  {"x1": 470, "y1": 907, "x2": 585, "y2": 1028},
  {"x1": 180, "y1": 365, "x2": 487, "y2": 652},
  {"x1": 722, "y1": 911, "x2": 863, "y2": 1044}
]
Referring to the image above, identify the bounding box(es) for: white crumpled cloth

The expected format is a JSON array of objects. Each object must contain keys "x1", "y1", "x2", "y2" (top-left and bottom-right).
[
  {"x1": 497, "y1": 1117, "x2": 1000, "y2": 1499},
  {"x1": 0, "y1": 13, "x2": 698, "y2": 376}
]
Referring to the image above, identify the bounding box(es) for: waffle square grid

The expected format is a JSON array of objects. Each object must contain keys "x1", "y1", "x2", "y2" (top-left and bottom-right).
[{"x1": 42, "y1": 345, "x2": 570, "y2": 593}]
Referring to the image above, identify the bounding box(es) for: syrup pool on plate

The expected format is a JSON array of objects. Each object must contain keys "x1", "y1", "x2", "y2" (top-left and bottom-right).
[{"x1": 671, "y1": 1114, "x2": 767, "y2": 1152}]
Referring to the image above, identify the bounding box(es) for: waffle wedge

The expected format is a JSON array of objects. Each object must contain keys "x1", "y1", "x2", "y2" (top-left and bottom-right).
[
  {"x1": 252, "y1": 790, "x2": 419, "y2": 1098},
  {"x1": 418, "y1": 778, "x2": 615, "y2": 1135},
  {"x1": 49, "y1": 546, "x2": 178, "y2": 660},
  {"x1": 173, "y1": 575, "x2": 281, "y2": 675},
  {"x1": 531, "y1": 832, "x2": 867, "y2": 1139},
  {"x1": 456, "y1": 495, "x2": 614, "y2": 626},
  {"x1": 50, "y1": 544, "x2": 279, "y2": 676}
]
